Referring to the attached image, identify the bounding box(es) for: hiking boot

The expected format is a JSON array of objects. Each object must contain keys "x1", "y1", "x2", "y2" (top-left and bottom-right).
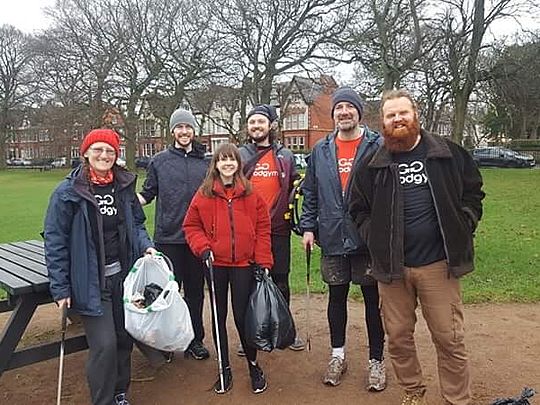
[
  {"x1": 366, "y1": 359, "x2": 386, "y2": 391},
  {"x1": 237, "y1": 343, "x2": 246, "y2": 357},
  {"x1": 185, "y1": 340, "x2": 210, "y2": 360},
  {"x1": 114, "y1": 393, "x2": 131, "y2": 405},
  {"x1": 322, "y1": 356, "x2": 348, "y2": 386},
  {"x1": 248, "y1": 362, "x2": 268, "y2": 394},
  {"x1": 214, "y1": 367, "x2": 233, "y2": 394},
  {"x1": 289, "y1": 336, "x2": 306, "y2": 351},
  {"x1": 400, "y1": 391, "x2": 428, "y2": 405}
]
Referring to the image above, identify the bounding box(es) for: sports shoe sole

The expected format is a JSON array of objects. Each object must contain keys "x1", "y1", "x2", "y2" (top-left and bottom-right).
[
  {"x1": 252, "y1": 381, "x2": 268, "y2": 394},
  {"x1": 184, "y1": 349, "x2": 209, "y2": 360},
  {"x1": 214, "y1": 381, "x2": 233, "y2": 394},
  {"x1": 367, "y1": 383, "x2": 386, "y2": 392}
]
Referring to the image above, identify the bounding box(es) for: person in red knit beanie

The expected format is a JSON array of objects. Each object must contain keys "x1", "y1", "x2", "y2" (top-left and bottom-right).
[
  {"x1": 80, "y1": 128, "x2": 121, "y2": 159},
  {"x1": 44, "y1": 127, "x2": 156, "y2": 405}
]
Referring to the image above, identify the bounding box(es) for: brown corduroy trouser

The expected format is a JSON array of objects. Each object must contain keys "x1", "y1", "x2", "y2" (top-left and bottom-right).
[{"x1": 378, "y1": 260, "x2": 472, "y2": 405}]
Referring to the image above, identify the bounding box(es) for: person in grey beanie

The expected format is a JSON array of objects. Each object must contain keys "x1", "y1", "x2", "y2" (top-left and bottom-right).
[
  {"x1": 300, "y1": 87, "x2": 386, "y2": 391},
  {"x1": 136, "y1": 108, "x2": 210, "y2": 374}
]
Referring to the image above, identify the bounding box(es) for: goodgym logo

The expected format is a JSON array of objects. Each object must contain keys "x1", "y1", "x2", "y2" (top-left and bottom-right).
[{"x1": 253, "y1": 162, "x2": 279, "y2": 177}]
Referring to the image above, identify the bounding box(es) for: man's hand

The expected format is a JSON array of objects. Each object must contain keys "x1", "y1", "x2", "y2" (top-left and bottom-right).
[
  {"x1": 57, "y1": 297, "x2": 71, "y2": 309},
  {"x1": 303, "y1": 231, "x2": 315, "y2": 252},
  {"x1": 145, "y1": 247, "x2": 158, "y2": 256}
]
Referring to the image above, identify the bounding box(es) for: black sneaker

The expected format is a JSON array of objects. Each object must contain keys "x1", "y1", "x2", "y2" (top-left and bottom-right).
[
  {"x1": 164, "y1": 351, "x2": 174, "y2": 363},
  {"x1": 214, "y1": 367, "x2": 233, "y2": 394},
  {"x1": 114, "y1": 393, "x2": 131, "y2": 405},
  {"x1": 185, "y1": 340, "x2": 210, "y2": 360},
  {"x1": 248, "y1": 362, "x2": 267, "y2": 394}
]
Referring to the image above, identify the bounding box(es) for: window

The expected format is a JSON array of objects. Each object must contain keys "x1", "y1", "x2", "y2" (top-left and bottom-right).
[
  {"x1": 286, "y1": 136, "x2": 305, "y2": 150},
  {"x1": 143, "y1": 143, "x2": 157, "y2": 156},
  {"x1": 283, "y1": 112, "x2": 307, "y2": 130}
]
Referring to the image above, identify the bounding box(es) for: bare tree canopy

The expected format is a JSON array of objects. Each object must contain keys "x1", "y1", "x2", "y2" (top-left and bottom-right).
[{"x1": 0, "y1": 25, "x2": 35, "y2": 169}]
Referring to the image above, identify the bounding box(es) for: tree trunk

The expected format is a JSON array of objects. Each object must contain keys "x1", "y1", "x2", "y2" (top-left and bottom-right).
[
  {"x1": 0, "y1": 134, "x2": 6, "y2": 170},
  {"x1": 452, "y1": 92, "x2": 467, "y2": 145},
  {"x1": 123, "y1": 118, "x2": 137, "y2": 170}
]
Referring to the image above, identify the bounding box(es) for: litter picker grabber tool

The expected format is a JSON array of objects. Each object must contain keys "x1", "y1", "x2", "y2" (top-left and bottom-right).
[
  {"x1": 305, "y1": 247, "x2": 312, "y2": 351},
  {"x1": 56, "y1": 304, "x2": 68, "y2": 405},
  {"x1": 206, "y1": 257, "x2": 225, "y2": 391}
]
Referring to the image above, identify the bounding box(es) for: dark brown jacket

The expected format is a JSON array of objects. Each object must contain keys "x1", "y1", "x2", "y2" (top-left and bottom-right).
[{"x1": 348, "y1": 131, "x2": 484, "y2": 283}]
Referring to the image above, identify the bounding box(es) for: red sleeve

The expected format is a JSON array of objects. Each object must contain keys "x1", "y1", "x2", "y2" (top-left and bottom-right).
[
  {"x1": 182, "y1": 192, "x2": 211, "y2": 258},
  {"x1": 253, "y1": 192, "x2": 273, "y2": 269}
]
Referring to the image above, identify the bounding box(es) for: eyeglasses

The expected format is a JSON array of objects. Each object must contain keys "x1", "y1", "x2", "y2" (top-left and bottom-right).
[{"x1": 88, "y1": 147, "x2": 116, "y2": 156}]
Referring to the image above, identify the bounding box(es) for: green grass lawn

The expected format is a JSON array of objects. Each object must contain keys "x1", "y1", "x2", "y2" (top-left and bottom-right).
[{"x1": 0, "y1": 168, "x2": 538, "y2": 303}]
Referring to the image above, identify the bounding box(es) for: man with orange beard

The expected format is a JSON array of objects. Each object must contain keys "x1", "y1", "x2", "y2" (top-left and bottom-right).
[{"x1": 349, "y1": 89, "x2": 484, "y2": 405}]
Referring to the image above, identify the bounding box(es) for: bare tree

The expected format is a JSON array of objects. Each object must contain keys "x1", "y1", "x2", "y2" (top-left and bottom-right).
[
  {"x1": 484, "y1": 37, "x2": 540, "y2": 139},
  {"x1": 210, "y1": 0, "x2": 355, "y2": 104},
  {"x1": 346, "y1": 0, "x2": 429, "y2": 92},
  {"x1": 435, "y1": 0, "x2": 524, "y2": 144},
  {"x1": 45, "y1": 0, "x2": 123, "y2": 128},
  {"x1": 0, "y1": 25, "x2": 35, "y2": 169}
]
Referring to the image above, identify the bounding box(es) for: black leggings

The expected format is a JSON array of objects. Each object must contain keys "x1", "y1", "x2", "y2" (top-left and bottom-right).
[
  {"x1": 328, "y1": 283, "x2": 384, "y2": 360},
  {"x1": 205, "y1": 265, "x2": 256, "y2": 368}
]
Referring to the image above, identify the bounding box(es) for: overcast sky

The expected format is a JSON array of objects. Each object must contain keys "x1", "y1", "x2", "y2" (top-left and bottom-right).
[
  {"x1": 0, "y1": 0, "x2": 56, "y2": 33},
  {"x1": 1, "y1": 0, "x2": 537, "y2": 38}
]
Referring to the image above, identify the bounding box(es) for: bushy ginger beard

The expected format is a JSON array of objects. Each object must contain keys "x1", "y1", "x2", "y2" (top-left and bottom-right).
[{"x1": 382, "y1": 113, "x2": 421, "y2": 153}]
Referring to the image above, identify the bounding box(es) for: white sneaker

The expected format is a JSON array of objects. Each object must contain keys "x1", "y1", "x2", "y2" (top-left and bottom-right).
[
  {"x1": 322, "y1": 356, "x2": 347, "y2": 386},
  {"x1": 366, "y1": 359, "x2": 386, "y2": 391}
]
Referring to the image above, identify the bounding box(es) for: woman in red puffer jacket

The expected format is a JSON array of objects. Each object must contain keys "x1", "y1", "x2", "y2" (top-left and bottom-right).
[{"x1": 183, "y1": 142, "x2": 272, "y2": 395}]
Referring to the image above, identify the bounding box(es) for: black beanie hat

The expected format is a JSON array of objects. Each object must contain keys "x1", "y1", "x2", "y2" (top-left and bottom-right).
[
  {"x1": 247, "y1": 104, "x2": 278, "y2": 123},
  {"x1": 331, "y1": 87, "x2": 364, "y2": 118}
]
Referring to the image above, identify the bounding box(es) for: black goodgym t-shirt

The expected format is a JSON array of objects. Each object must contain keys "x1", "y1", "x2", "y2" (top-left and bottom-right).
[
  {"x1": 393, "y1": 138, "x2": 446, "y2": 267},
  {"x1": 94, "y1": 183, "x2": 120, "y2": 265}
]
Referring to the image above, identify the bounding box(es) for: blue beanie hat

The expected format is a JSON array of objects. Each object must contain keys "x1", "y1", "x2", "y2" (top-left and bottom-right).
[
  {"x1": 331, "y1": 87, "x2": 364, "y2": 118},
  {"x1": 247, "y1": 104, "x2": 278, "y2": 123}
]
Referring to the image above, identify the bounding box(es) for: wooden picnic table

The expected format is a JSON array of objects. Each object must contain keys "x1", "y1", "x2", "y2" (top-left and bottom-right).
[{"x1": 0, "y1": 240, "x2": 87, "y2": 377}]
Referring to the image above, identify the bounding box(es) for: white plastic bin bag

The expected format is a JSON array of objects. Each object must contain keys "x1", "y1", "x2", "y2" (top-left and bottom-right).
[{"x1": 123, "y1": 254, "x2": 194, "y2": 351}]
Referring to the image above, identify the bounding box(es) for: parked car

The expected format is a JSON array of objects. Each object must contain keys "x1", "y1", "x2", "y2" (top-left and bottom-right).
[
  {"x1": 7, "y1": 158, "x2": 32, "y2": 166},
  {"x1": 471, "y1": 147, "x2": 536, "y2": 168},
  {"x1": 135, "y1": 156, "x2": 151, "y2": 169},
  {"x1": 293, "y1": 153, "x2": 307, "y2": 169},
  {"x1": 51, "y1": 157, "x2": 67, "y2": 168},
  {"x1": 116, "y1": 157, "x2": 126, "y2": 167}
]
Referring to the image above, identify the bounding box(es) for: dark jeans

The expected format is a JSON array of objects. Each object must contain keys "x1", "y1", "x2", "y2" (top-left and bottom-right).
[
  {"x1": 156, "y1": 243, "x2": 205, "y2": 343},
  {"x1": 80, "y1": 272, "x2": 133, "y2": 405},
  {"x1": 205, "y1": 265, "x2": 256, "y2": 368},
  {"x1": 271, "y1": 234, "x2": 291, "y2": 304},
  {"x1": 328, "y1": 283, "x2": 385, "y2": 361}
]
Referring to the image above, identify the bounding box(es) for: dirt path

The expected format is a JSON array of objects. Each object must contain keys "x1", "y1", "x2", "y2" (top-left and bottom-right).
[{"x1": 1, "y1": 296, "x2": 539, "y2": 405}]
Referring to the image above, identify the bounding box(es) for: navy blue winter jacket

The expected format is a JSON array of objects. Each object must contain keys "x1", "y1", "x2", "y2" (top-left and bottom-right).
[
  {"x1": 300, "y1": 127, "x2": 380, "y2": 256},
  {"x1": 44, "y1": 166, "x2": 153, "y2": 316},
  {"x1": 139, "y1": 142, "x2": 208, "y2": 244}
]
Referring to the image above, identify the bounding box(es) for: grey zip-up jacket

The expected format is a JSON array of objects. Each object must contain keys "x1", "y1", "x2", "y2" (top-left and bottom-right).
[
  {"x1": 139, "y1": 142, "x2": 209, "y2": 244},
  {"x1": 300, "y1": 127, "x2": 380, "y2": 255}
]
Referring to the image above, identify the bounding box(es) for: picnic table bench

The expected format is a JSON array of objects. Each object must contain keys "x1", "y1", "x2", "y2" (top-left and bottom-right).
[{"x1": 0, "y1": 240, "x2": 88, "y2": 377}]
